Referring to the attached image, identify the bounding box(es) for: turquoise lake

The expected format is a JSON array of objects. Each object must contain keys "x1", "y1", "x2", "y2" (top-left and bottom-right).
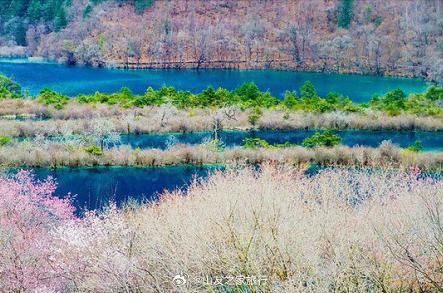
[{"x1": 0, "y1": 59, "x2": 429, "y2": 102}]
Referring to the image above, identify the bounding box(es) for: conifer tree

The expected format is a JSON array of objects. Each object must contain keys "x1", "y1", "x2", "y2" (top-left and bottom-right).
[
  {"x1": 338, "y1": 0, "x2": 354, "y2": 29},
  {"x1": 54, "y1": 7, "x2": 68, "y2": 32}
]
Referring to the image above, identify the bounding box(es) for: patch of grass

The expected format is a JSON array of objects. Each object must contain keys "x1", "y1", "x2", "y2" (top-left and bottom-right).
[{"x1": 83, "y1": 145, "x2": 103, "y2": 156}]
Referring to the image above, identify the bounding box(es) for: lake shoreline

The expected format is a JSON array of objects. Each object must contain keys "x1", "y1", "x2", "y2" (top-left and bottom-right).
[{"x1": 0, "y1": 54, "x2": 433, "y2": 82}]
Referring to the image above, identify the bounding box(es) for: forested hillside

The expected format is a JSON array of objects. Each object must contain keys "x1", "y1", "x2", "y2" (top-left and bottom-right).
[{"x1": 0, "y1": 0, "x2": 442, "y2": 82}]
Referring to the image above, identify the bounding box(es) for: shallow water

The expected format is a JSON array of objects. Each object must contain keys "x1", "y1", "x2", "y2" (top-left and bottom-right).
[
  {"x1": 24, "y1": 166, "x2": 222, "y2": 213},
  {"x1": 120, "y1": 130, "x2": 443, "y2": 150},
  {"x1": 0, "y1": 59, "x2": 429, "y2": 102}
]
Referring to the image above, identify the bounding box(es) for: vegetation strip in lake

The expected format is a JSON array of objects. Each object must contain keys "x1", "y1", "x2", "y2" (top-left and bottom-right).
[
  {"x1": 0, "y1": 76, "x2": 442, "y2": 135},
  {"x1": 0, "y1": 74, "x2": 441, "y2": 116},
  {"x1": 17, "y1": 129, "x2": 442, "y2": 151},
  {"x1": 0, "y1": 142, "x2": 442, "y2": 171}
]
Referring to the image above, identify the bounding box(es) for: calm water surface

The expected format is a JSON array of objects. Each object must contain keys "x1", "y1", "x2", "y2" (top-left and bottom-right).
[
  {"x1": 25, "y1": 166, "x2": 221, "y2": 213},
  {"x1": 121, "y1": 130, "x2": 443, "y2": 151},
  {"x1": 0, "y1": 59, "x2": 429, "y2": 102}
]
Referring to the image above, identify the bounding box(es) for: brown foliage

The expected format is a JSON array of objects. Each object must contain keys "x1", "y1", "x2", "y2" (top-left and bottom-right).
[{"x1": 33, "y1": 0, "x2": 443, "y2": 81}]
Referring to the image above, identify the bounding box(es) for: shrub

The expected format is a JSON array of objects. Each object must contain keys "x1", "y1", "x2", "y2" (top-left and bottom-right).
[
  {"x1": 302, "y1": 130, "x2": 342, "y2": 147},
  {"x1": 83, "y1": 145, "x2": 104, "y2": 156},
  {"x1": 0, "y1": 76, "x2": 441, "y2": 117},
  {"x1": 0, "y1": 74, "x2": 21, "y2": 96},
  {"x1": 0, "y1": 86, "x2": 21, "y2": 99},
  {"x1": 248, "y1": 106, "x2": 263, "y2": 126},
  {"x1": 283, "y1": 91, "x2": 298, "y2": 109},
  {"x1": 425, "y1": 86, "x2": 443, "y2": 101},
  {"x1": 370, "y1": 87, "x2": 442, "y2": 116},
  {"x1": 300, "y1": 80, "x2": 317, "y2": 99},
  {"x1": 407, "y1": 140, "x2": 423, "y2": 152},
  {"x1": 243, "y1": 137, "x2": 271, "y2": 149},
  {"x1": 0, "y1": 135, "x2": 12, "y2": 146},
  {"x1": 370, "y1": 89, "x2": 407, "y2": 116},
  {"x1": 37, "y1": 89, "x2": 69, "y2": 109}
]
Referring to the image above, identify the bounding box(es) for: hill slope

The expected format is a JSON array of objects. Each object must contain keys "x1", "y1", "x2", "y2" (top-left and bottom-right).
[{"x1": 1, "y1": 0, "x2": 442, "y2": 82}]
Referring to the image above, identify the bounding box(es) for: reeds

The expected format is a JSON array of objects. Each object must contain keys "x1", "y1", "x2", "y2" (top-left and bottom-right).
[
  {"x1": 0, "y1": 103, "x2": 442, "y2": 138},
  {"x1": 1, "y1": 140, "x2": 442, "y2": 171}
]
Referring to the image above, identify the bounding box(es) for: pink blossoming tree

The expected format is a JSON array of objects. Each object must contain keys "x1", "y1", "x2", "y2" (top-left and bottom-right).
[{"x1": 0, "y1": 170, "x2": 75, "y2": 292}]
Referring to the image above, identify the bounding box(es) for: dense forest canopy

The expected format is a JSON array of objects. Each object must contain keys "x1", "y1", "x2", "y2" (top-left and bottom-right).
[{"x1": 0, "y1": 0, "x2": 442, "y2": 82}]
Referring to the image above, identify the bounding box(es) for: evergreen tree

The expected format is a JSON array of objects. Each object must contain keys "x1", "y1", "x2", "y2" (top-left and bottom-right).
[
  {"x1": 11, "y1": 0, "x2": 27, "y2": 17},
  {"x1": 83, "y1": 4, "x2": 93, "y2": 19},
  {"x1": 42, "y1": 0, "x2": 58, "y2": 22},
  {"x1": 54, "y1": 7, "x2": 68, "y2": 32},
  {"x1": 27, "y1": 0, "x2": 42, "y2": 24},
  {"x1": 300, "y1": 81, "x2": 317, "y2": 100},
  {"x1": 338, "y1": 0, "x2": 354, "y2": 29},
  {"x1": 134, "y1": 0, "x2": 155, "y2": 13},
  {"x1": 15, "y1": 23, "x2": 27, "y2": 46}
]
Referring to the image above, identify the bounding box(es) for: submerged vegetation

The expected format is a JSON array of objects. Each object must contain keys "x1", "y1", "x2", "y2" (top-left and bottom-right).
[
  {"x1": 243, "y1": 137, "x2": 296, "y2": 149},
  {"x1": 407, "y1": 140, "x2": 424, "y2": 153}
]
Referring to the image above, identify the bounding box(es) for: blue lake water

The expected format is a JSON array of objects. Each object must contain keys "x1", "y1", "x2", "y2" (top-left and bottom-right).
[
  {"x1": 120, "y1": 130, "x2": 443, "y2": 151},
  {"x1": 24, "y1": 166, "x2": 221, "y2": 213},
  {"x1": 18, "y1": 163, "x2": 443, "y2": 214},
  {"x1": 0, "y1": 59, "x2": 429, "y2": 102}
]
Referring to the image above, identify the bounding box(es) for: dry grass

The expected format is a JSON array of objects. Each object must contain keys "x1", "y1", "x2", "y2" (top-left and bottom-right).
[
  {"x1": 0, "y1": 102, "x2": 442, "y2": 138},
  {"x1": 259, "y1": 110, "x2": 443, "y2": 131},
  {"x1": 50, "y1": 165, "x2": 443, "y2": 292},
  {"x1": 1, "y1": 140, "x2": 442, "y2": 171}
]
